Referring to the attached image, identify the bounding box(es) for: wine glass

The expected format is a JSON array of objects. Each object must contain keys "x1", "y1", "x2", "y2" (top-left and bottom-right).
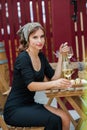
[
  {"x1": 67, "y1": 46, "x2": 74, "y2": 59},
  {"x1": 62, "y1": 61, "x2": 73, "y2": 80}
]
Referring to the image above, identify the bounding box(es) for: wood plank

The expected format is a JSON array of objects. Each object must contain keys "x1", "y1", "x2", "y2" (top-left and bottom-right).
[
  {"x1": 46, "y1": 90, "x2": 86, "y2": 98},
  {"x1": 0, "y1": 92, "x2": 7, "y2": 109},
  {"x1": 66, "y1": 97, "x2": 87, "y2": 120},
  {"x1": 0, "y1": 116, "x2": 8, "y2": 130}
]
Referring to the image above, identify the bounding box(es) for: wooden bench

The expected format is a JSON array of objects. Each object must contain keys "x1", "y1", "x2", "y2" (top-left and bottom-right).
[
  {"x1": 0, "y1": 115, "x2": 44, "y2": 130},
  {"x1": 0, "y1": 116, "x2": 44, "y2": 130}
]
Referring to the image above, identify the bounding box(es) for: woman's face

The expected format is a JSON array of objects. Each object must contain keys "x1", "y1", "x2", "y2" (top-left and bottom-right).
[{"x1": 28, "y1": 28, "x2": 45, "y2": 51}]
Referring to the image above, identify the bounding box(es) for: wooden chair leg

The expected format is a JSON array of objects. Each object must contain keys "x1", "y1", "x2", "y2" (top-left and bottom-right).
[{"x1": 0, "y1": 116, "x2": 9, "y2": 130}]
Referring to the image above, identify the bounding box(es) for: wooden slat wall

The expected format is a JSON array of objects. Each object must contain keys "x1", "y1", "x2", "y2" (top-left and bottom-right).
[
  {"x1": 71, "y1": 0, "x2": 87, "y2": 61},
  {"x1": 0, "y1": 0, "x2": 54, "y2": 85},
  {"x1": 51, "y1": 0, "x2": 87, "y2": 62},
  {"x1": 0, "y1": 0, "x2": 87, "y2": 85},
  {"x1": 44, "y1": 0, "x2": 53, "y2": 61}
]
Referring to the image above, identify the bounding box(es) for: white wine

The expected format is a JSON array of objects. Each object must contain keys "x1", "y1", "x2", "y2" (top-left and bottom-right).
[
  {"x1": 67, "y1": 54, "x2": 73, "y2": 59},
  {"x1": 62, "y1": 69, "x2": 73, "y2": 79},
  {"x1": 67, "y1": 46, "x2": 73, "y2": 59}
]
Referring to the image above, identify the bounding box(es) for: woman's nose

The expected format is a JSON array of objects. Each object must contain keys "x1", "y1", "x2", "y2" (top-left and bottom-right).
[{"x1": 38, "y1": 37, "x2": 42, "y2": 42}]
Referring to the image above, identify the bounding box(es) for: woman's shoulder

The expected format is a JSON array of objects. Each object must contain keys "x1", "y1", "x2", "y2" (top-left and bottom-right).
[
  {"x1": 15, "y1": 51, "x2": 31, "y2": 67},
  {"x1": 16, "y1": 51, "x2": 30, "y2": 63},
  {"x1": 18, "y1": 51, "x2": 28, "y2": 57},
  {"x1": 17, "y1": 51, "x2": 29, "y2": 60}
]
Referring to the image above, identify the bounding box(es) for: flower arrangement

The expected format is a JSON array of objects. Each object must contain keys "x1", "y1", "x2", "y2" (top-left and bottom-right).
[
  {"x1": 78, "y1": 62, "x2": 87, "y2": 79},
  {"x1": 78, "y1": 62, "x2": 85, "y2": 71}
]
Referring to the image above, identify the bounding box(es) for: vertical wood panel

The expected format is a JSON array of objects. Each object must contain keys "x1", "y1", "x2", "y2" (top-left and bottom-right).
[
  {"x1": 7, "y1": 0, "x2": 16, "y2": 63},
  {"x1": 81, "y1": 0, "x2": 87, "y2": 60},
  {"x1": 0, "y1": 1, "x2": 3, "y2": 40},
  {"x1": 44, "y1": 0, "x2": 53, "y2": 62},
  {"x1": 11, "y1": 0, "x2": 20, "y2": 60},
  {"x1": 32, "y1": 0, "x2": 38, "y2": 21},
  {"x1": 37, "y1": 1, "x2": 46, "y2": 55},
  {"x1": 0, "y1": 0, "x2": 12, "y2": 84},
  {"x1": 11, "y1": 0, "x2": 20, "y2": 51},
  {"x1": 19, "y1": 0, "x2": 26, "y2": 25},
  {"x1": 73, "y1": 0, "x2": 87, "y2": 61},
  {"x1": 24, "y1": 0, "x2": 31, "y2": 22},
  {"x1": 7, "y1": 0, "x2": 17, "y2": 84},
  {"x1": 76, "y1": 0, "x2": 83, "y2": 61},
  {"x1": 37, "y1": 1, "x2": 43, "y2": 24}
]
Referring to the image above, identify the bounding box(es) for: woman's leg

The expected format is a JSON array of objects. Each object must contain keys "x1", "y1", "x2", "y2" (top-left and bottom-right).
[{"x1": 44, "y1": 105, "x2": 70, "y2": 130}]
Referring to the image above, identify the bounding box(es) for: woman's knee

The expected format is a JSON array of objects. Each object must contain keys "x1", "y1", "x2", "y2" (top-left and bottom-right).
[
  {"x1": 61, "y1": 112, "x2": 70, "y2": 126},
  {"x1": 64, "y1": 112, "x2": 70, "y2": 121}
]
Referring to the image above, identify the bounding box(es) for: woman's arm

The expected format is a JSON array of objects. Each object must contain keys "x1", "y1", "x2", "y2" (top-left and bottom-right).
[
  {"x1": 51, "y1": 42, "x2": 69, "y2": 80},
  {"x1": 27, "y1": 78, "x2": 71, "y2": 91}
]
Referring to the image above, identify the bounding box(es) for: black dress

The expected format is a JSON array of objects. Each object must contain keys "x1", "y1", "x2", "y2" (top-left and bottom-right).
[{"x1": 3, "y1": 51, "x2": 62, "y2": 130}]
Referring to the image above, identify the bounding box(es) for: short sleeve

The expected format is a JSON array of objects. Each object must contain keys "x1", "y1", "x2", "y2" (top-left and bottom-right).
[
  {"x1": 41, "y1": 53, "x2": 55, "y2": 79},
  {"x1": 16, "y1": 52, "x2": 34, "y2": 86}
]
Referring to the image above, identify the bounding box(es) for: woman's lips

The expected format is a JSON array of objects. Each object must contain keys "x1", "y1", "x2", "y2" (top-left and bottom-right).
[{"x1": 37, "y1": 43, "x2": 43, "y2": 47}]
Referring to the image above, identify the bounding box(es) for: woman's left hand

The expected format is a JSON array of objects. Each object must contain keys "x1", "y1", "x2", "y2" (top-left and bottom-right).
[{"x1": 59, "y1": 42, "x2": 69, "y2": 55}]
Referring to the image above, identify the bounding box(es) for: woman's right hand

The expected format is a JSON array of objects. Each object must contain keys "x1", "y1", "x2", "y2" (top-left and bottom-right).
[{"x1": 53, "y1": 78, "x2": 72, "y2": 89}]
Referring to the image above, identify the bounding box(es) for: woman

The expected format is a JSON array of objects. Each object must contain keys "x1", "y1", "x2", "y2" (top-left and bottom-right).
[{"x1": 4, "y1": 22, "x2": 71, "y2": 130}]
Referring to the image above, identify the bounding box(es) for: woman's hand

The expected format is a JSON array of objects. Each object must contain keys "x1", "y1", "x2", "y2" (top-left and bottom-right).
[
  {"x1": 54, "y1": 78, "x2": 72, "y2": 89},
  {"x1": 59, "y1": 42, "x2": 69, "y2": 55}
]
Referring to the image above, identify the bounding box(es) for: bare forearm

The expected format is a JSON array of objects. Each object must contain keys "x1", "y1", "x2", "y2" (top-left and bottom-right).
[
  {"x1": 27, "y1": 78, "x2": 71, "y2": 91},
  {"x1": 27, "y1": 81, "x2": 56, "y2": 91}
]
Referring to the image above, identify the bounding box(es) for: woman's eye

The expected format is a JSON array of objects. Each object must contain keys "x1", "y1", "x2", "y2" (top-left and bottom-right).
[
  {"x1": 33, "y1": 35, "x2": 45, "y2": 39},
  {"x1": 41, "y1": 35, "x2": 45, "y2": 38},
  {"x1": 33, "y1": 36, "x2": 37, "y2": 39}
]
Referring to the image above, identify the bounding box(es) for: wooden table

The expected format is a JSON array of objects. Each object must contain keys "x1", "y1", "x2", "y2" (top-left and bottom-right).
[{"x1": 46, "y1": 87, "x2": 87, "y2": 130}]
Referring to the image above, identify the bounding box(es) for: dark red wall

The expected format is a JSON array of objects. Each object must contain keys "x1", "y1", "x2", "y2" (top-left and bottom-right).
[
  {"x1": 51, "y1": 0, "x2": 87, "y2": 61},
  {"x1": 51, "y1": 0, "x2": 72, "y2": 50}
]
